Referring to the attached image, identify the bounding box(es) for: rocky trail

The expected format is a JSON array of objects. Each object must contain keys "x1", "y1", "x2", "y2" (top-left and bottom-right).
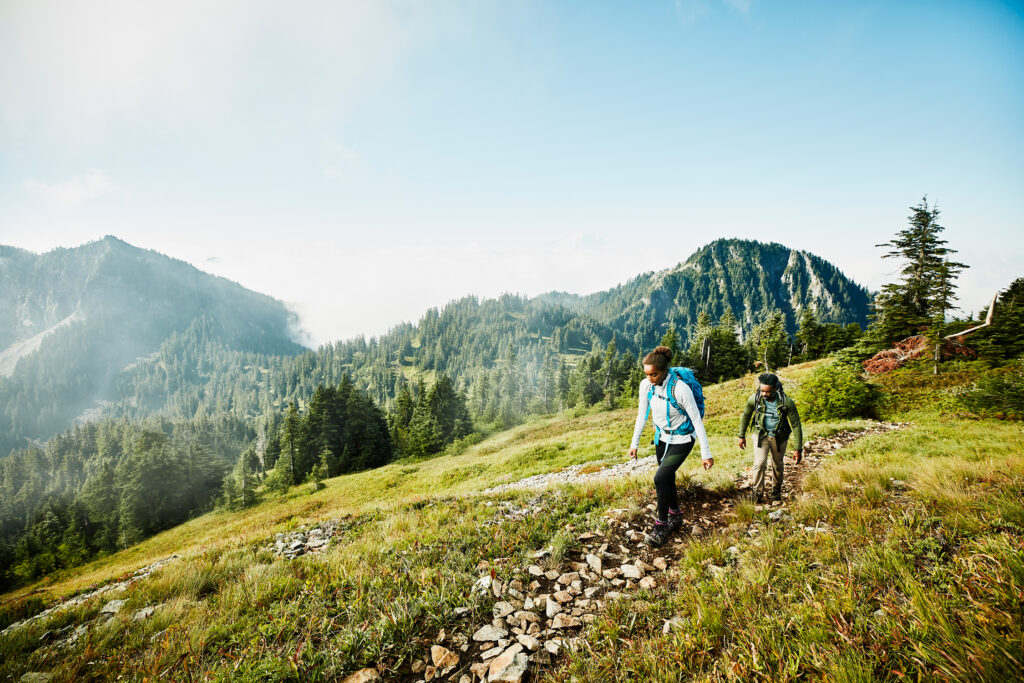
[{"x1": 366, "y1": 420, "x2": 909, "y2": 683}]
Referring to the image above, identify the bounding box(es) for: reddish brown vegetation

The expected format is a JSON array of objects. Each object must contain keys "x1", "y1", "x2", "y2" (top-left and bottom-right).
[{"x1": 863, "y1": 334, "x2": 977, "y2": 374}]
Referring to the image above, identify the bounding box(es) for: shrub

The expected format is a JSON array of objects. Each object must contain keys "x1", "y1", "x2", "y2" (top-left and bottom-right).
[
  {"x1": 959, "y1": 361, "x2": 1024, "y2": 420},
  {"x1": 262, "y1": 467, "x2": 292, "y2": 494},
  {"x1": 798, "y1": 362, "x2": 878, "y2": 421}
]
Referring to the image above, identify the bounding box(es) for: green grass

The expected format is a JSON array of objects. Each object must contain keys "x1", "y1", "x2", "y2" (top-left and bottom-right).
[{"x1": 2, "y1": 361, "x2": 1022, "y2": 681}]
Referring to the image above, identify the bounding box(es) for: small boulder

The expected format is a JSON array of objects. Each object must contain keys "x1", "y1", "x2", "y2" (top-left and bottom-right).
[
  {"x1": 430, "y1": 645, "x2": 459, "y2": 671},
  {"x1": 488, "y1": 649, "x2": 528, "y2": 682},
  {"x1": 472, "y1": 625, "x2": 508, "y2": 642},
  {"x1": 549, "y1": 613, "x2": 582, "y2": 629},
  {"x1": 341, "y1": 669, "x2": 381, "y2": 683},
  {"x1": 492, "y1": 601, "x2": 515, "y2": 619},
  {"x1": 100, "y1": 599, "x2": 127, "y2": 616},
  {"x1": 516, "y1": 634, "x2": 540, "y2": 651},
  {"x1": 132, "y1": 606, "x2": 156, "y2": 621}
]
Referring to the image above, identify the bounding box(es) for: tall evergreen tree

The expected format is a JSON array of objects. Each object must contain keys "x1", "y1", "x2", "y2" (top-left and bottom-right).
[{"x1": 871, "y1": 197, "x2": 968, "y2": 346}]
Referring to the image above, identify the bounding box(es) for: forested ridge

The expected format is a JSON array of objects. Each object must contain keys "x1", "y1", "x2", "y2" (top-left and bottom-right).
[{"x1": 1, "y1": 236, "x2": 878, "y2": 589}]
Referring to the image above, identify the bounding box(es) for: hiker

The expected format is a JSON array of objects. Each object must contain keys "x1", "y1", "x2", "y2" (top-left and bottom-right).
[
  {"x1": 628, "y1": 345, "x2": 714, "y2": 547},
  {"x1": 737, "y1": 372, "x2": 803, "y2": 503}
]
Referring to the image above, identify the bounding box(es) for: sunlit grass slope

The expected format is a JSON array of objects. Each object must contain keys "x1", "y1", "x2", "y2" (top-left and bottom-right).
[
  {"x1": 2, "y1": 360, "x2": 1021, "y2": 681},
  {"x1": 5, "y1": 362, "x2": 827, "y2": 604}
]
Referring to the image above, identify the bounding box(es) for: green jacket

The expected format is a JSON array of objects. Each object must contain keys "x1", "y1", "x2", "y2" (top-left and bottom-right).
[{"x1": 737, "y1": 391, "x2": 803, "y2": 449}]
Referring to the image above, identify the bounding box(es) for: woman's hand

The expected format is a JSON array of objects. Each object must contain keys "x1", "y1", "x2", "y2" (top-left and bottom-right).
[
  {"x1": 702, "y1": 458, "x2": 714, "y2": 470},
  {"x1": 628, "y1": 448, "x2": 638, "y2": 460}
]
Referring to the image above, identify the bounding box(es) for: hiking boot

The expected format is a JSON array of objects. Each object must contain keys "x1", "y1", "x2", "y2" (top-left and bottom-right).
[
  {"x1": 751, "y1": 492, "x2": 765, "y2": 505},
  {"x1": 645, "y1": 522, "x2": 671, "y2": 547},
  {"x1": 666, "y1": 513, "x2": 684, "y2": 533},
  {"x1": 770, "y1": 487, "x2": 782, "y2": 502}
]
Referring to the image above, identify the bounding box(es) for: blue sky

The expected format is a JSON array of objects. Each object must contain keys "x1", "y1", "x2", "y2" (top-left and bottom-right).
[{"x1": 2, "y1": 0, "x2": 1022, "y2": 346}]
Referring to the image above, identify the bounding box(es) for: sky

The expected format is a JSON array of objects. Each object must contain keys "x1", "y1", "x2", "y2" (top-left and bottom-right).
[{"x1": 2, "y1": 0, "x2": 1022, "y2": 347}]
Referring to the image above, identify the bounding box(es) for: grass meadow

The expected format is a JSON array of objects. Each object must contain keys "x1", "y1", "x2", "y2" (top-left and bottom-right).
[{"x1": 2, "y1": 360, "x2": 1021, "y2": 681}]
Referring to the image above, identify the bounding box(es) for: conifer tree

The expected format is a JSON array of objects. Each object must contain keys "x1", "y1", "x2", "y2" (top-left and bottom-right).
[
  {"x1": 280, "y1": 402, "x2": 300, "y2": 485},
  {"x1": 660, "y1": 326, "x2": 681, "y2": 364},
  {"x1": 871, "y1": 197, "x2": 967, "y2": 346},
  {"x1": 796, "y1": 308, "x2": 824, "y2": 360}
]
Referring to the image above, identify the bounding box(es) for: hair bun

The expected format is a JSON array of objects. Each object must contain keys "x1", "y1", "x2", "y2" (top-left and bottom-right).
[{"x1": 652, "y1": 345, "x2": 673, "y2": 360}]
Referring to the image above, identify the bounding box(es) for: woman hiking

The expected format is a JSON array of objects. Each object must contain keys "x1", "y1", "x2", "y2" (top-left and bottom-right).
[{"x1": 628, "y1": 346, "x2": 714, "y2": 547}]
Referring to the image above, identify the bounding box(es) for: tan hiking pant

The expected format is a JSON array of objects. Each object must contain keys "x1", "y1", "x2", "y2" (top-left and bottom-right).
[{"x1": 752, "y1": 435, "x2": 787, "y2": 496}]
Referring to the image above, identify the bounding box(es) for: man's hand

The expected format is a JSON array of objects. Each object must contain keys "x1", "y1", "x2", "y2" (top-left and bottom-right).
[
  {"x1": 628, "y1": 448, "x2": 638, "y2": 460},
  {"x1": 793, "y1": 450, "x2": 802, "y2": 464},
  {"x1": 737, "y1": 437, "x2": 746, "y2": 450},
  {"x1": 702, "y1": 458, "x2": 714, "y2": 471}
]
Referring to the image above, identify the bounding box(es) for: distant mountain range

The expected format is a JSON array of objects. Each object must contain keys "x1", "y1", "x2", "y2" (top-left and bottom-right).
[
  {"x1": 0, "y1": 236, "x2": 305, "y2": 455},
  {"x1": 0, "y1": 236, "x2": 871, "y2": 456}
]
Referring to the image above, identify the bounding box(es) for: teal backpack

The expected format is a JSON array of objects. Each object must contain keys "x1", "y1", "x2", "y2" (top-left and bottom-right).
[{"x1": 645, "y1": 367, "x2": 705, "y2": 442}]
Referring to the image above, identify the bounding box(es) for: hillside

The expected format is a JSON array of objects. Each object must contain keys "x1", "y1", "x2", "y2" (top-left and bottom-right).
[
  {"x1": 56, "y1": 238, "x2": 870, "y2": 431},
  {"x1": 0, "y1": 237, "x2": 306, "y2": 455},
  {"x1": 1, "y1": 362, "x2": 1019, "y2": 681}
]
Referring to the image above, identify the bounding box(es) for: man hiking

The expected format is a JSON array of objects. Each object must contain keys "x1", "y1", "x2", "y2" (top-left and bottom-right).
[
  {"x1": 737, "y1": 372, "x2": 802, "y2": 503},
  {"x1": 628, "y1": 346, "x2": 714, "y2": 547}
]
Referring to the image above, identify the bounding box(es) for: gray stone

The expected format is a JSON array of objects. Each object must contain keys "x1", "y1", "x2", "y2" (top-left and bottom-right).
[
  {"x1": 516, "y1": 634, "x2": 540, "y2": 651},
  {"x1": 487, "y1": 649, "x2": 528, "y2": 682},
  {"x1": 585, "y1": 554, "x2": 602, "y2": 574},
  {"x1": 552, "y1": 590, "x2": 573, "y2": 604},
  {"x1": 492, "y1": 601, "x2": 515, "y2": 619},
  {"x1": 620, "y1": 564, "x2": 642, "y2": 579},
  {"x1": 472, "y1": 625, "x2": 508, "y2": 642},
  {"x1": 549, "y1": 613, "x2": 581, "y2": 629},
  {"x1": 513, "y1": 610, "x2": 540, "y2": 624},
  {"x1": 480, "y1": 644, "x2": 504, "y2": 660},
  {"x1": 100, "y1": 599, "x2": 127, "y2": 615},
  {"x1": 132, "y1": 606, "x2": 156, "y2": 621},
  {"x1": 473, "y1": 575, "x2": 494, "y2": 595},
  {"x1": 19, "y1": 674, "x2": 52, "y2": 683},
  {"x1": 545, "y1": 597, "x2": 561, "y2": 618}
]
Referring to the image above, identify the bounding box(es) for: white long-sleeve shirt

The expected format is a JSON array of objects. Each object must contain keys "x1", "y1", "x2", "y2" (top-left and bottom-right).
[{"x1": 630, "y1": 375, "x2": 713, "y2": 459}]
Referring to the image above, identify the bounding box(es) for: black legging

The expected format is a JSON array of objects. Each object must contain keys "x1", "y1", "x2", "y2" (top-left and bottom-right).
[{"x1": 654, "y1": 440, "x2": 694, "y2": 521}]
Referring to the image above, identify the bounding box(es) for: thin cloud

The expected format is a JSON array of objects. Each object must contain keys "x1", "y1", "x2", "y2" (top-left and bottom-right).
[
  {"x1": 675, "y1": 0, "x2": 709, "y2": 24},
  {"x1": 23, "y1": 170, "x2": 116, "y2": 206},
  {"x1": 723, "y1": 0, "x2": 752, "y2": 15}
]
